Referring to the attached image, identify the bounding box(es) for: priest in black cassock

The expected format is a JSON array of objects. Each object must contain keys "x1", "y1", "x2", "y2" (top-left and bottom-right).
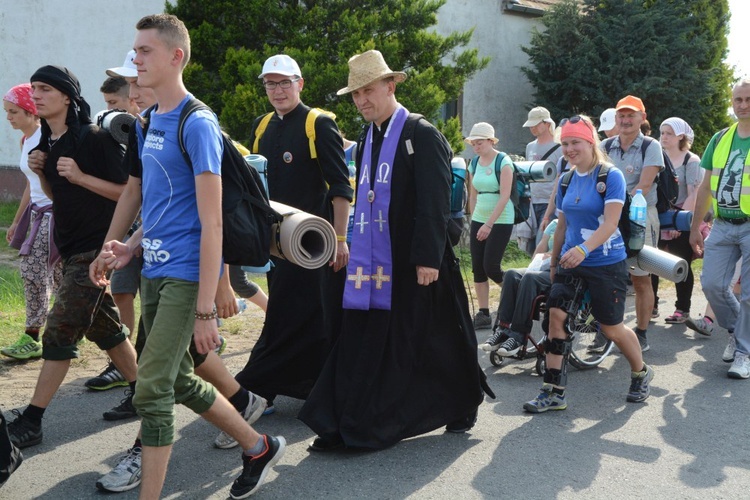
[{"x1": 299, "y1": 50, "x2": 493, "y2": 451}]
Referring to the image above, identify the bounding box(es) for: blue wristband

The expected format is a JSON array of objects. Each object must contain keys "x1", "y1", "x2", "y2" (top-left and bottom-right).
[{"x1": 577, "y1": 244, "x2": 590, "y2": 258}]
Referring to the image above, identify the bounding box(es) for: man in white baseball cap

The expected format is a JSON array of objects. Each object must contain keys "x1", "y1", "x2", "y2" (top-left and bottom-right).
[{"x1": 598, "y1": 107, "x2": 618, "y2": 138}]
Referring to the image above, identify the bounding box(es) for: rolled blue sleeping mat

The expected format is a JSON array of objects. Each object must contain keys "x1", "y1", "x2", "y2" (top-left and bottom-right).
[{"x1": 658, "y1": 209, "x2": 693, "y2": 231}]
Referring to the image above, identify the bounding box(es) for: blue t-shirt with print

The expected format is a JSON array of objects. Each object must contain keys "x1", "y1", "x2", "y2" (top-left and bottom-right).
[
  {"x1": 556, "y1": 165, "x2": 627, "y2": 266},
  {"x1": 138, "y1": 95, "x2": 223, "y2": 282}
]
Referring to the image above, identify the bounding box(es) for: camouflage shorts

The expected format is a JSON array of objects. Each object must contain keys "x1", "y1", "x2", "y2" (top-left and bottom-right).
[{"x1": 42, "y1": 250, "x2": 128, "y2": 360}]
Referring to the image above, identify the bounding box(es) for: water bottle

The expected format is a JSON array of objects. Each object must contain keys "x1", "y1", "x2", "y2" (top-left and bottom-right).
[
  {"x1": 629, "y1": 189, "x2": 647, "y2": 252},
  {"x1": 236, "y1": 298, "x2": 248, "y2": 315}
]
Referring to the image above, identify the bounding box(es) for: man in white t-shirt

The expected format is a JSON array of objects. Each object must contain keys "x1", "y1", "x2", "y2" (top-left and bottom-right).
[{"x1": 523, "y1": 107, "x2": 563, "y2": 238}]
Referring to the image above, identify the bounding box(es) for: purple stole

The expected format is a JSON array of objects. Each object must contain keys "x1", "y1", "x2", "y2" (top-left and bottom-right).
[{"x1": 343, "y1": 106, "x2": 408, "y2": 311}]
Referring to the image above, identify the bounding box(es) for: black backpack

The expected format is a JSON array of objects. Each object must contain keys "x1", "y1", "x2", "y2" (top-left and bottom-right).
[
  {"x1": 603, "y1": 135, "x2": 678, "y2": 213},
  {"x1": 468, "y1": 153, "x2": 530, "y2": 225},
  {"x1": 560, "y1": 164, "x2": 640, "y2": 258},
  {"x1": 140, "y1": 97, "x2": 282, "y2": 267}
]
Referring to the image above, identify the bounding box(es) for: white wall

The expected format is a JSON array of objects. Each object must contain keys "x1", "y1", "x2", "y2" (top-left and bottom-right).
[
  {"x1": 436, "y1": 0, "x2": 546, "y2": 157},
  {"x1": 0, "y1": 0, "x2": 164, "y2": 168}
]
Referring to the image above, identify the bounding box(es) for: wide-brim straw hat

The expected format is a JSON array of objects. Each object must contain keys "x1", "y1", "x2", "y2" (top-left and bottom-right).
[
  {"x1": 464, "y1": 122, "x2": 499, "y2": 144},
  {"x1": 337, "y1": 50, "x2": 407, "y2": 95}
]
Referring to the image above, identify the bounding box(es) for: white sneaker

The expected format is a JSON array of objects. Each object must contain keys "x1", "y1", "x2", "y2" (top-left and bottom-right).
[
  {"x1": 728, "y1": 353, "x2": 750, "y2": 379},
  {"x1": 96, "y1": 446, "x2": 142, "y2": 492},
  {"x1": 723, "y1": 335, "x2": 737, "y2": 363},
  {"x1": 214, "y1": 395, "x2": 268, "y2": 449}
]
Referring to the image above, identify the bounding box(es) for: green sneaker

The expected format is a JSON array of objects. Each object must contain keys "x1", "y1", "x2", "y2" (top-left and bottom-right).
[{"x1": 1, "y1": 333, "x2": 42, "y2": 360}]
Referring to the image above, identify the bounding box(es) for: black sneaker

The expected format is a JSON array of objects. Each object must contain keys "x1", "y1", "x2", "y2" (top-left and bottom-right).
[
  {"x1": 230, "y1": 435, "x2": 286, "y2": 499},
  {"x1": 497, "y1": 337, "x2": 522, "y2": 357},
  {"x1": 7, "y1": 410, "x2": 42, "y2": 449},
  {"x1": 445, "y1": 409, "x2": 478, "y2": 433},
  {"x1": 103, "y1": 390, "x2": 137, "y2": 421},
  {"x1": 627, "y1": 364, "x2": 654, "y2": 403},
  {"x1": 480, "y1": 329, "x2": 504, "y2": 352},
  {"x1": 473, "y1": 311, "x2": 492, "y2": 330},
  {"x1": 0, "y1": 415, "x2": 23, "y2": 485},
  {"x1": 85, "y1": 361, "x2": 128, "y2": 391},
  {"x1": 636, "y1": 332, "x2": 650, "y2": 353}
]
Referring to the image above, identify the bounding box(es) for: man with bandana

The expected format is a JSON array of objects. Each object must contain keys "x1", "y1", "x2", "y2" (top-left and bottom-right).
[
  {"x1": 233, "y1": 55, "x2": 353, "y2": 412},
  {"x1": 6, "y1": 65, "x2": 138, "y2": 449},
  {"x1": 298, "y1": 50, "x2": 491, "y2": 451}
]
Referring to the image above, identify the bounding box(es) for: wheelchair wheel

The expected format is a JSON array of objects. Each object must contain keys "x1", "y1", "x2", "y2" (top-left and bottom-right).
[
  {"x1": 535, "y1": 355, "x2": 546, "y2": 376},
  {"x1": 568, "y1": 306, "x2": 613, "y2": 369},
  {"x1": 490, "y1": 351, "x2": 504, "y2": 367}
]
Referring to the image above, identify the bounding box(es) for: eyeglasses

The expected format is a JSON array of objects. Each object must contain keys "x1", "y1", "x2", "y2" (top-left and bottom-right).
[{"x1": 262, "y1": 78, "x2": 299, "y2": 90}]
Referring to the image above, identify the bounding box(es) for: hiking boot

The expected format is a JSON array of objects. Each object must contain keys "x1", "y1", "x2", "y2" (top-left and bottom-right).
[
  {"x1": 215, "y1": 395, "x2": 268, "y2": 449},
  {"x1": 728, "y1": 353, "x2": 750, "y2": 379},
  {"x1": 85, "y1": 361, "x2": 128, "y2": 391},
  {"x1": 685, "y1": 316, "x2": 714, "y2": 337},
  {"x1": 627, "y1": 364, "x2": 654, "y2": 403},
  {"x1": 636, "y1": 332, "x2": 650, "y2": 352},
  {"x1": 523, "y1": 384, "x2": 567, "y2": 413},
  {"x1": 96, "y1": 446, "x2": 142, "y2": 492},
  {"x1": 587, "y1": 331, "x2": 608, "y2": 353},
  {"x1": 230, "y1": 435, "x2": 286, "y2": 499},
  {"x1": 497, "y1": 337, "x2": 522, "y2": 357},
  {"x1": 103, "y1": 389, "x2": 137, "y2": 421},
  {"x1": 664, "y1": 310, "x2": 688, "y2": 324},
  {"x1": 445, "y1": 409, "x2": 478, "y2": 433},
  {"x1": 214, "y1": 335, "x2": 227, "y2": 356},
  {"x1": 479, "y1": 329, "x2": 504, "y2": 352},
  {"x1": 7, "y1": 410, "x2": 42, "y2": 449},
  {"x1": 473, "y1": 311, "x2": 492, "y2": 330},
  {"x1": 723, "y1": 335, "x2": 737, "y2": 363},
  {"x1": 1, "y1": 333, "x2": 42, "y2": 360}
]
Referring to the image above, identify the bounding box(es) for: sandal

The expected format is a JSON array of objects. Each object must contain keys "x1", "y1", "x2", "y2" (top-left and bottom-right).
[{"x1": 665, "y1": 310, "x2": 688, "y2": 324}]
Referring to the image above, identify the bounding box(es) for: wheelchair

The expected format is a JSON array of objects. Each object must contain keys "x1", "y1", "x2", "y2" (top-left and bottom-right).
[{"x1": 488, "y1": 274, "x2": 613, "y2": 375}]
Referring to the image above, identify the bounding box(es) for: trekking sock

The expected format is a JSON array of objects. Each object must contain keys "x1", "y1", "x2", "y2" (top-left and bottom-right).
[
  {"x1": 479, "y1": 308, "x2": 490, "y2": 316},
  {"x1": 229, "y1": 387, "x2": 251, "y2": 413},
  {"x1": 551, "y1": 386, "x2": 565, "y2": 396},
  {"x1": 25, "y1": 328, "x2": 40, "y2": 342},
  {"x1": 23, "y1": 405, "x2": 45, "y2": 426},
  {"x1": 633, "y1": 364, "x2": 648, "y2": 376},
  {"x1": 634, "y1": 327, "x2": 647, "y2": 338},
  {"x1": 244, "y1": 435, "x2": 268, "y2": 457},
  {"x1": 129, "y1": 381, "x2": 137, "y2": 393},
  {"x1": 704, "y1": 316, "x2": 714, "y2": 324}
]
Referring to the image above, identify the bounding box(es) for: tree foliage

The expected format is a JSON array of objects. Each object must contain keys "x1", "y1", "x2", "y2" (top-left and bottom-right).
[
  {"x1": 165, "y1": 0, "x2": 489, "y2": 153},
  {"x1": 522, "y1": 0, "x2": 733, "y2": 153}
]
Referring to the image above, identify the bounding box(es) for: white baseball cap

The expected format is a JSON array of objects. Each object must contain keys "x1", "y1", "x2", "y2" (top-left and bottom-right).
[
  {"x1": 598, "y1": 108, "x2": 616, "y2": 132},
  {"x1": 106, "y1": 50, "x2": 137, "y2": 78},
  {"x1": 258, "y1": 54, "x2": 302, "y2": 79}
]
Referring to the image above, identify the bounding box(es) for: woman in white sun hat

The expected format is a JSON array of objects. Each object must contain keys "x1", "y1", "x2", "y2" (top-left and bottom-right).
[{"x1": 465, "y1": 122, "x2": 515, "y2": 330}]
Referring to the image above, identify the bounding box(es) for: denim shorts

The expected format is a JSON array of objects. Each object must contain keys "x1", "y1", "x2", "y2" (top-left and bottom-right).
[{"x1": 547, "y1": 260, "x2": 628, "y2": 326}]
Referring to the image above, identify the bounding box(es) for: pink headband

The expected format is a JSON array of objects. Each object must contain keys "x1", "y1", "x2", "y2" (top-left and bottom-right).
[
  {"x1": 560, "y1": 118, "x2": 595, "y2": 145},
  {"x1": 3, "y1": 84, "x2": 37, "y2": 115}
]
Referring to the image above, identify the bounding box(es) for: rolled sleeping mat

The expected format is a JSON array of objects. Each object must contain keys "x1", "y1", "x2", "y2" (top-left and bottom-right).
[
  {"x1": 514, "y1": 161, "x2": 556, "y2": 183},
  {"x1": 658, "y1": 209, "x2": 693, "y2": 231},
  {"x1": 632, "y1": 245, "x2": 689, "y2": 282},
  {"x1": 269, "y1": 201, "x2": 336, "y2": 269},
  {"x1": 96, "y1": 110, "x2": 135, "y2": 145}
]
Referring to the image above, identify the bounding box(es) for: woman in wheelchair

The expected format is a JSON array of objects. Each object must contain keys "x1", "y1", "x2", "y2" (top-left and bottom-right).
[{"x1": 524, "y1": 115, "x2": 654, "y2": 413}]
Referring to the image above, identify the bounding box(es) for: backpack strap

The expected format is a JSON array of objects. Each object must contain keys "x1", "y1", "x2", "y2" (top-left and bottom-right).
[
  {"x1": 176, "y1": 97, "x2": 212, "y2": 167},
  {"x1": 603, "y1": 137, "x2": 616, "y2": 155},
  {"x1": 494, "y1": 152, "x2": 507, "y2": 186},
  {"x1": 540, "y1": 143, "x2": 561, "y2": 161},
  {"x1": 306, "y1": 108, "x2": 323, "y2": 159},
  {"x1": 251, "y1": 112, "x2": 274, "y2": 154},
  {"x1": 561, "y1": 165, "x2": 610, "y2": 200}
]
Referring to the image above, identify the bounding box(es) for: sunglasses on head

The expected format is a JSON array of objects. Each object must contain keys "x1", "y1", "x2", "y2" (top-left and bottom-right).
[{"x1": 559, "y1": 115, "x2": 584, "y2": 127}]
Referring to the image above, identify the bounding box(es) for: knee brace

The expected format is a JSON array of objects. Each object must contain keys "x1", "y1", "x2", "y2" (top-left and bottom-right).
[
  {"x1": 543, "y1": 367, "x2": 567, "y2": 388},
  {"x1": 544, "y1": 336, "x2": 572, "y2": 356}
]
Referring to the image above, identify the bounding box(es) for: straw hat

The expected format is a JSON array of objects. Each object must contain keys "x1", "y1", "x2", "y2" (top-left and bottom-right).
[
  {"x1": 337, "y1": 50, "x2": 406, "y2": 95},
  {"x1": 464, "y1": 122, "x2": 499, "y2": 144}
]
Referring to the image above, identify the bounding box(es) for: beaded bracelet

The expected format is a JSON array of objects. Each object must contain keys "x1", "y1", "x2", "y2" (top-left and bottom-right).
[{"x1": 195, "y1": 310, "x2": 218, "y2": 321}]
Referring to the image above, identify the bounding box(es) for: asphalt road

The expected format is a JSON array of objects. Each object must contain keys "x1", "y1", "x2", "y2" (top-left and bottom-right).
[{"x1": 2, "y1": 290, "x2": 750, "y2": 499}]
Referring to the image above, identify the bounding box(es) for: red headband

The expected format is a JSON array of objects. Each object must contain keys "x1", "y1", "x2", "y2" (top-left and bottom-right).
[
  {"x1": 3, "y1": 83, "x2": 37, "y2": 115},
  {"x1": 561, "y1": 119, "x2": 595, "y2": 144}
]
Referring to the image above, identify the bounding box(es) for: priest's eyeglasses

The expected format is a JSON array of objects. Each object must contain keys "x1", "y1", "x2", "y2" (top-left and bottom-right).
[{"x1": 262, "y1": 78, "x2": 300, "y2": 90}]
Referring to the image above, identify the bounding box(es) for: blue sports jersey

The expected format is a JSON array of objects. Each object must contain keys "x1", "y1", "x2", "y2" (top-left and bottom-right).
[{"x1": 556, "y1": 164, "x2": 627, "y2": 266}]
